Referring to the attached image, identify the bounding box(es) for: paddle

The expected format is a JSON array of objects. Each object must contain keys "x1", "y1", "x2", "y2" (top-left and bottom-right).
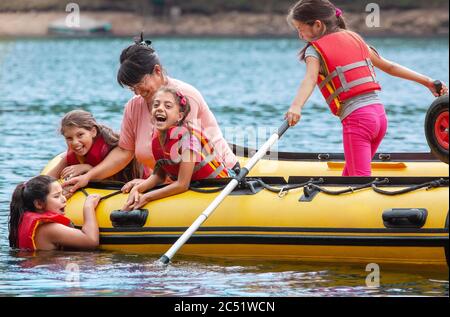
[{"x1": 159, "y1": 120, "x2": 290, "y2": 264}]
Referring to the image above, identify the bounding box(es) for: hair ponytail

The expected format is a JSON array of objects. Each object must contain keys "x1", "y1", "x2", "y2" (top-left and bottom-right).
[
  {"x1": 336, "y1": 15, "x2": 347, "y2": 30},
  {"x1": 9, "y1": 183, "x2": 27, "y2": 248},
  {"x1": 8, "y1": 176, "x2": 55, "y2": 248},
  {"x1": 97, "y1": 124, "x2": 119, "y2": 147}
]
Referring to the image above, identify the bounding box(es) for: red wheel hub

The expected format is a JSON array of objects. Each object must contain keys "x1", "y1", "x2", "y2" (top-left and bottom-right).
[{"x1": 434, "y1": 111, "x2": 449, "y2": 150}]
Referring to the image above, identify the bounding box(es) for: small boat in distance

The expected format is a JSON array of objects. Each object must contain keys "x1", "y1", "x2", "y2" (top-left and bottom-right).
[{"x1": 48, "y1": 16, "x2": 112, "y2": 36}]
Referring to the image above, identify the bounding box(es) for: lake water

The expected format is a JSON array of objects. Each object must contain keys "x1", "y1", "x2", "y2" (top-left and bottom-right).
[{"x1": 0, "y1": 37, "x2": 448, "y2": 297}]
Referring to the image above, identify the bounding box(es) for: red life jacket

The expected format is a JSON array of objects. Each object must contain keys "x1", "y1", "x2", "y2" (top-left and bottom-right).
[
  {"x1": 17, "y1": 211, "x2": 72, "y2": 250},
  {"x1": 66, "y1": 135, "x2": 111, "y2": 166},
  {"x1": 151, "y1": 126, "x2": 229, "y2": 181},
  {"x1": 310, "y1": 31, "x2": 382, "y2": 116}
]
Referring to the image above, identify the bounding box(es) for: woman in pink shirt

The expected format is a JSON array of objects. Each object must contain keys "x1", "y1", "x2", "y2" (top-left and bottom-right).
[{"x1": 64, "y1": 36, "x2": 238, "y2": 194}]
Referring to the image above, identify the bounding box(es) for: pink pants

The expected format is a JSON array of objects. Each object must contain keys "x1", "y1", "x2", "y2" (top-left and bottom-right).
[{"x1": 341, "y1": 104, "x2": 388, "y2": 176}]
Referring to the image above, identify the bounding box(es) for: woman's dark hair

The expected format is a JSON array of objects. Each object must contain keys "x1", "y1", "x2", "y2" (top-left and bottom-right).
[
  {"x1": 117, "y1": 34, "x2": 162, "y2": 88},
  {"x1": 287, "y1": 0, "x2": 347, "y2": 60},
  {"x1": 9, "y1": 175, "x2": 56, "y2": 248}
]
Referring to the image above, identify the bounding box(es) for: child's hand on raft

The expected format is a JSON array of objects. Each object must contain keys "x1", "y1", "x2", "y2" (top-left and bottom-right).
[
  {"x1": 285, "y1": 105, "x2": 302, "y2": 126},
  {"x1": 121, "y1": 179, "x2": 145, "y2": 194},
  {"x1": 122, "y1": 188, "x2": 141, "y2": 211},
  {"x1": 63, "y1": 174, "x2": 90, "y2": 193},
  {"x1": 129, "y1": 193, "x2": 151, "y2": 210},
  {"x1": 427, "y1": 79, "x2": 448, "y2": 97},
  {"x1": 61, "y1": 164, "x2": 93, "y2": 180},
  {"x1": 123, "y1": 190, "x2": 150, "y2": 211},
  {"x1": 62, "y1": 187, "x2": 74, "y2": 200},
  {"x1": 84, "y1": 194, "x2": 101, "y2": 211}
]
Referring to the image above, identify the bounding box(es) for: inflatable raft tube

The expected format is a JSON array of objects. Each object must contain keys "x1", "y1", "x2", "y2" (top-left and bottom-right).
[
  {"x1": 42, "y1": 151, "x2": 449, "y2": 269},
  {"x1": 42, "y1": 148, "x2": 449, "y2": 180}
]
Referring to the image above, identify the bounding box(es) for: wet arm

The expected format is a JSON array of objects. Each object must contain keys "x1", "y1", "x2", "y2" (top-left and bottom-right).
[{"x1": 36, "y1": 195, "x2": 101, "y2": 250}]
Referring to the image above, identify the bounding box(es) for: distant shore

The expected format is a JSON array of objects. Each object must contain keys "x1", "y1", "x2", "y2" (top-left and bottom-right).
[{"x1": 0, "y1": 9, "x2": 448, "y2": 38}]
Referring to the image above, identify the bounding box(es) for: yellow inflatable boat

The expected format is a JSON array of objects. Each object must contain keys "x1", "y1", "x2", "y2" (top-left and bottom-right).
[{"x1": 42, "y1": 147, "x2": 449, "y2": 269}]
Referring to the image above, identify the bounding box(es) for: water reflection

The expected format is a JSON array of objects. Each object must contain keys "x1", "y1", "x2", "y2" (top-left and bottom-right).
[{"x1": 0, "y1": 250, "x2": 447, "y2": 297}]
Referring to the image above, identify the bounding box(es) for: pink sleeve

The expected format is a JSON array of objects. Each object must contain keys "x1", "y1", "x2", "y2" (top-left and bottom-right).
[
  {"x1": 180, "y1": 133, "x2": 202, "y2": 163},
  {"x1": 180, "y1": 134, "x2": 202, "y2": 154},
  {"x1": 119, "y1": 100, "x2": 136, "y2": 151}
]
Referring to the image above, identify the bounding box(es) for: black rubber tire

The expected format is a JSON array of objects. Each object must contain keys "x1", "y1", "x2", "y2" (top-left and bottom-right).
[{"x1": 425, "y1": 95, "x2": 449, "y2": 164}]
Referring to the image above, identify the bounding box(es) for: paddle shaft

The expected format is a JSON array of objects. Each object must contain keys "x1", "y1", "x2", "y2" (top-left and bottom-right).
[{"x1": 159, "y1": 121, "x2": 290, "y2": 264}]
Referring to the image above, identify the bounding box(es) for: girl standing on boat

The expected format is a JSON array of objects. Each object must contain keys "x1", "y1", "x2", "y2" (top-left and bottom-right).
[
  {"x1": 63, "y1": 35, "x2": 238, "y2": 194},
  {"x1": 123, "y1": 87, "x2": 232, "y2": 210},
  {"x1": 47, "y1": 110, "x2": 142, "y2": 184},
  {"x1": 9, "y1": 175, "x2": 101, "y2": 251},
  {"x1": 285, "y1": 0, "x2": 448, "y2": 176}
]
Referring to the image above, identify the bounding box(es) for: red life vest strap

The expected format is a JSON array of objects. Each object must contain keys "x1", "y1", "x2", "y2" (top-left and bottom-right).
[
  {"x1": 317, "y1": 58, "x2": 378, "y2": 106},
  {"x1": 152, "y1": 126, "x2": 228, "y2": 181},
  {"x1": 318, "y1": 59, "x2": 377, "y2": 91},
  {"x1": 154, "y1": 152, "x2": 226, "y2": 180},
  {"x1": 192, "y1": 152, "x2": 226, "y2": 177}
]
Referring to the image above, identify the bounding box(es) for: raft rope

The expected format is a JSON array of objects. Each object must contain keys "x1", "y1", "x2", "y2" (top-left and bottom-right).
[
  {"x1": 304, "y1": 178, "x2": 389, "y2": 197},
  {"x1": 76, "y1": 177, "x2": 448, "y2": 201},
  {"x1": 303, "y1": 178, "x2": 449, "y2": 197},
  {"x1": 189, "y1": 177, "x2": 324, "y2": 195},
  {"x1": 189, "y1": 177, "x2": 449, "y2": 197},
  {"x1": 251, "y1": 178, "x2": 324, "y2": 197},
  {"x1": 371, "y1": 178, "x2": 449, "y2": 196},
  {"x1": 79, "y1": 188, "x2": 123, "y2": 201},
  {"x1": 189, "y1": 184, "x2": 227, "y2": 194}
]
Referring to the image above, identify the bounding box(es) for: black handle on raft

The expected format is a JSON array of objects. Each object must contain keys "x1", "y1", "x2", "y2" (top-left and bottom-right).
[
  {"x1": 434, "y1": 80, "x2": 443, "y2": 96},
  {"x1": 382, "y1": 208, "x2": 428, "y2": 229},
  {"x1": 110, "y1": 209, "x2": 149, "y2": 228}
]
